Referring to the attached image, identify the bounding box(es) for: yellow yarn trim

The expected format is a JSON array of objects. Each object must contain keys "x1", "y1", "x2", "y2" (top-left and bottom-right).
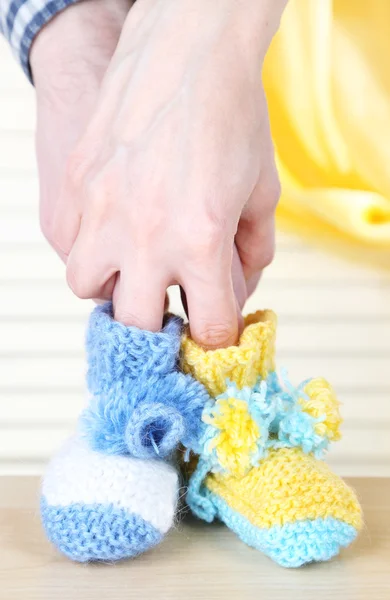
[
  {"x1": 204, "y1": 397, "x2": 261, "y2": 478},
  {"x1": 204, "y1": 447, "x2": 362, "y2": 530},
  {"x1": 180, "y1": 311, "x2": 277, "y2": 396},
  {"x1": 301, "y1": 378, "x2": 342, "y2": 442}
]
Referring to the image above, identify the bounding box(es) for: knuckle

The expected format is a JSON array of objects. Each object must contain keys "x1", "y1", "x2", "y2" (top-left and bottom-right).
[
  {"x1": 263, "y1": 174, "x2": 281, "y2": 211},
  {"x1": 114, "y1": 308, "x2": 141, "y2": 327},
  {"x1": 196, "y1": 321, "x2": 236, "y2": 349},
  {"x1": 39, "y1": 211, "x2": 66, "y2": 253},
  {"x1": 87, "y1": 161, "x2": 119, "y2": 199},
  {"x1": 186, "y1": 219, "x2": 226, "y2": 260},
  {"x1": 135, "y1": 205, "x2": 167, "y2": 245},
  {"x1": 270, "y1": 176, "x2": 281, "y2": 206},
  {"x1": 254, "y1": 173, "x2": 281, "y2": 215},
  {"x1": 84, "y1": 161, "x2": 125, "y2": 224},
  {"x1": 237, "y1": 227, "x2": 275, "y2": 272},
  {"x1": 66, "y1": 261, "x2": 90, "y2": 299},
  {"x1": 39, "y1": 213, "x2": 55, "y2": 244},
  {"x1": 260, "y1": 240, "x2": 275, "y2": 268}
]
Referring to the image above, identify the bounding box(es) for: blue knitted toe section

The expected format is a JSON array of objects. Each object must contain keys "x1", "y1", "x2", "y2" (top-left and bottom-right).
[
  {"x1": 207, "y1": 493, "x2": 358, "y2": 568},
  {"x1": 41, "y1": 498, "x2": 163, "y2": 562}
]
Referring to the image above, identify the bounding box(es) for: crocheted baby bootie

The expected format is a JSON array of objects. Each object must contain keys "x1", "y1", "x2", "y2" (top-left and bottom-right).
[
  {"x1": 181, "y1": 311, "x2": 363, "y2": 568},
  {"x1": 41, "y1": 303, "x2": 209, "y2": 562},
  {"x1": 41, "y1": 436, "x2": 178, "y2": 561}
]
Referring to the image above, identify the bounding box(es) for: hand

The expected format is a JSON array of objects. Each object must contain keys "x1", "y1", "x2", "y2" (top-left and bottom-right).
[
  {"x1": 31, "y1": 0, "x2": 132, "y2": 259},
  {"x1": 38, "y1": 0, "x2": 285, "y2": 348}
]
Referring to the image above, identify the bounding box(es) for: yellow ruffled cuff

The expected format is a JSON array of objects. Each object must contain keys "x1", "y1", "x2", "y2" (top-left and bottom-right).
[{"x1": 180, "y1": 310, "x2": 277, "y2": 397}]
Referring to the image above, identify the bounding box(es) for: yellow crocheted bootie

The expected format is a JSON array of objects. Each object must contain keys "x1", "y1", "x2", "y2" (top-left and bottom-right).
[{"x1": 180, "y1": 311, "x2": 363, "y2": 568}]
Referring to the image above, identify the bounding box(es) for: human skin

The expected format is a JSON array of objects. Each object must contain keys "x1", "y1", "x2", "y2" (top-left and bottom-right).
[{"x1": 31, "y1": 0, "x2": 286, "y2": 349}]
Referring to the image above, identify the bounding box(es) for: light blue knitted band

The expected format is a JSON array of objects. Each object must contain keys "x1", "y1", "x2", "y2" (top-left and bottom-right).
[{"x1": 41, "y1": 497, "x2": 163, "y2": 562}]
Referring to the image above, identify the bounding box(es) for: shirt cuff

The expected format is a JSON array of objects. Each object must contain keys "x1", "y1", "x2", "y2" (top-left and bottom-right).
[{"x1": 2, "y1": 0, "x2": 81, "y2": 82}]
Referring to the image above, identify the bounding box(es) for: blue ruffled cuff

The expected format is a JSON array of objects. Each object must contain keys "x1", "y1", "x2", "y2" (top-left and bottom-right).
[{"x1": 81, "y1": 303, "x2": 209, "y2": 460}]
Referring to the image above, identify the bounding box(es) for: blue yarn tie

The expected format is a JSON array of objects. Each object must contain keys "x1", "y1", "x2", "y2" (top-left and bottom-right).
[{"x1": 125, "y1": 402, "x2": 185, "y2": 459}]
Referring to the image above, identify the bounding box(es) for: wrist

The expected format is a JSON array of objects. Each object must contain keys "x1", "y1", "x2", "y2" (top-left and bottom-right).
[
  {"x1": 31, "y1": 0, "x2": 131, "y2": 94},
  {"x1": 117, "y1": 0, "x2": 287, "y2": 68}
]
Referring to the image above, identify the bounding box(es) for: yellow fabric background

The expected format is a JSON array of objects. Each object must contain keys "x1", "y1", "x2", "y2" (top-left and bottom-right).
[{"x1": 263, "y1": 0, "x2": 390, "y2": 256}]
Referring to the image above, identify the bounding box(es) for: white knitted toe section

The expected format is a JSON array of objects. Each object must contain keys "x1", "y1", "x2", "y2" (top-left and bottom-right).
[{"x1": 42, "y1": 436, "x2": 178, "y2": 534}]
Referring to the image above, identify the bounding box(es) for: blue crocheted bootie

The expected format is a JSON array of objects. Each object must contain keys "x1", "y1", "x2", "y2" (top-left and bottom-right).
[
  {"x1": 41, "y1": 304, "x2": 209, "y2": 562},
  {"x1": 41, "y1": 436, "x2": 178, "y2": 562}
]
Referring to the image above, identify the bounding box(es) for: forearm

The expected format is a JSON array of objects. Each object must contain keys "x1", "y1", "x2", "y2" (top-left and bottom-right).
[{"x1": 30, "y1": 0, "x2": 131, "y2": 255}]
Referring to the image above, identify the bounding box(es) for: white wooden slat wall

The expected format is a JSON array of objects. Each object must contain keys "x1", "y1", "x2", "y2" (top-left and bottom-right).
[{"x1": 1, "y1": 39, "x2": 390, "y2": 476}]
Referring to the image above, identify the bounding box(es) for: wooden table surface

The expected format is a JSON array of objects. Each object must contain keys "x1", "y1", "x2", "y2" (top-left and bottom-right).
[{"x1": 0, "y1": 477, "x2": 389, "y2": 600}]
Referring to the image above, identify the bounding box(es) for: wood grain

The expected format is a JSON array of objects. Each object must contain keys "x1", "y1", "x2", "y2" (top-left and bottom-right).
[{"x1": 0, "y1": 477, "x2": 389, "y2": 600}]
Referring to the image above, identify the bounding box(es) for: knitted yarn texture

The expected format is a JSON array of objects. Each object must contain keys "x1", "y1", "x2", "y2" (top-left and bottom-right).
[
  {"x1": 41, "y1": 436, "x2": 179, "y2": 561},
  {"x1": 41, "y1": 304, "x2": 362, "y2": 567},
  {"x1": 41, "y1": 304, "x2": 201, "y2": 562},
  {"x1": 82, "y1": 303, "x2": 209, "y2": 459},
  {"x1": 181, "y1": 310, "x2": 363, "y2": 568}
]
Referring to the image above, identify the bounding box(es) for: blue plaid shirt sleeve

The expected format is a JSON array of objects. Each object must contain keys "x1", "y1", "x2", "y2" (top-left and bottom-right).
[{"x1": 0, "y1": 0, "x2": 80, "y2": 82}]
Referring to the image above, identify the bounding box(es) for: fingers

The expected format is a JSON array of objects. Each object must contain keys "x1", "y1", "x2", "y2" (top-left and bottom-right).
[
  {"x1": 236, "y1": 203, "x2": 277, "y2": 280},
  {"x1": 66, "y1": 225, "x2": 117, "y2": 300},
  {"x1": 235, "y1": 131, "x2": 280, "y2": 282},
  {"x1": 180, "y1": 286, "x2": 189, "y2": 318},
  {"x1": 40, "y1": 189, "x2": 81, "y2": 265},
  {"x1": 164, "y1": 293, "x2": 170, "y2": 313},
  {"x1": 232, "y1": 244, "x2": 248, "y2": 310},
  {"x1": 231, "y1": 245, "x2": 246, "y2": 336},
  {"x1": 182, "y1": 254, "x2": 239, "y2": 350},
  {"x1": 50, "y1": 164, "x2": 84, "y2": 261},
  {"x1": 246, "y1": 271, "x2": 262, "y2": 298},
  {"x1": 113, "y1": 269, "x2": 167, "y2": 331},
  {"x1": 69, "y1": 230, "x2": 170, "y2": 327}
]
